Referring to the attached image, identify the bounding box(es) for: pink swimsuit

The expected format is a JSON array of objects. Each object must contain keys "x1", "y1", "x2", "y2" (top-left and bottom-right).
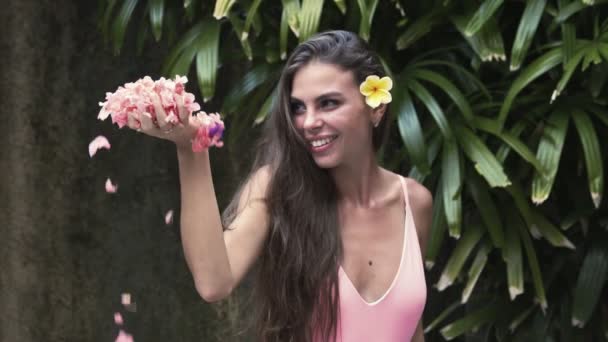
[{"x1": 315, "y1": 176, "x2": 427, "y2": 341}]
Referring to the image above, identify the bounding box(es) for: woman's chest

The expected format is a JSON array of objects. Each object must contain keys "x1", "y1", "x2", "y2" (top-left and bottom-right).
[{"x1": 338, "y1": 203, "x2": 407, "y2": 303}]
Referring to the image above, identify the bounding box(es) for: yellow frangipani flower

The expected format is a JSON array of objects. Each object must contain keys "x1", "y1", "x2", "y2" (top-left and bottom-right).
[{"x1": 359, "y1": 75, "x2": 393, "y2": 109}]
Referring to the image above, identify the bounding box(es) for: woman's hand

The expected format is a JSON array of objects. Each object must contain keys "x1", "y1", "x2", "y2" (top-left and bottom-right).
[{"x1": 126, "y1": 92, "x2": 200, "y2": 150}]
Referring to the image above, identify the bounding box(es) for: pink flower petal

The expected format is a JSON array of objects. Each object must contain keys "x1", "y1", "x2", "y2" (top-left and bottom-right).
[
  {"x1": 164, "y1": 210, "x2": 174, "y2": 225},
  {"x1": 121, "y1": 293, "x2": 131, "y2": 306},
  {"x1": 88, "y1": 135, "x2": 111, "y2": 158},
  {"x1": 115, "y1": 330, "x2": 134, "y2": 342},
  {"x1": 114, "y1": 312, "x2": 124, "y2": 325},
  {"x1": 105, "y1": 178, "x2": 118, "y2": 193}
]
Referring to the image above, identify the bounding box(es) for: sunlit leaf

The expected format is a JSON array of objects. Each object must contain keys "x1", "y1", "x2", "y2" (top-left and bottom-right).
[
  {"x1": 462, "y1": 239, "x2": 492, "y2": 303},
  {"x1": 213, "y1": 0, "x2": 236, "y2": 19},
  {"x1": 454, "y1": 124, "x2": 511, "y2": 188},
  {"x1": 195, "y1": 20, "x2": 221, "y2": 102},
  {"x1": 394, "y1": 86, "x2": 430, "y2": 174},
  {"x1": 572, "y1": 109, "x2": 604, "y2": 208},
  {"x1": 441, "y1": 140, "x2": 462, "y2": 238},
  {"x1": 149, "y1": 0, "x2": 164, "y2": 41},
  {"x1": 510, "y1": 0, "x2": 546, "y2": 71},
  {"x1": 464, "y1": 0, "x2": 504, "y2": 37},
  {"x1": 437, "y1": 224, "x2": 484, "y2": 291},
  {"x1": 531, "y1": 110, "x2": 569, "y2": 204},
  {"x1": 299, "y1": 0, "x2": 325, "y2": 42}
]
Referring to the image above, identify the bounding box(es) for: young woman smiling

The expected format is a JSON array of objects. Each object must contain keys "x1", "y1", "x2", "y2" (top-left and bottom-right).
[{"x1": 130, "y1": 30, "x2": 432, "y2": 342}]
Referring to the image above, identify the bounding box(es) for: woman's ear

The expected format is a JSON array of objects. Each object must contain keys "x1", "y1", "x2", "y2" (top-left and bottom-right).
[{"x1": 371, "y1": 104, "x2": 387, "y2": 127}]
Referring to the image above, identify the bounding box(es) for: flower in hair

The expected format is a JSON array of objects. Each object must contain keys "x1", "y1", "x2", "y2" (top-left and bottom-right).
[{"x1": 359, "y1": 75, "x2": 393, "y2": 109}]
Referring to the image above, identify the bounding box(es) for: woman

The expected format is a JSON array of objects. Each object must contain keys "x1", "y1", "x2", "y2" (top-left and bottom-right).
[{"x1": 131, "y1": 30, "x2": 432, "y2": 342}]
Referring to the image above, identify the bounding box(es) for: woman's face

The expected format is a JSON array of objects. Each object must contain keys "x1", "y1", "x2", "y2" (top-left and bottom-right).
[{"x1": 290, "y1": 62, "x2": 381, "y2": 169}]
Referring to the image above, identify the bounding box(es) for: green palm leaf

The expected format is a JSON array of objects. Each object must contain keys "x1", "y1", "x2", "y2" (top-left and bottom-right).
[
  {"x1": 451, "y1": 12, "x2": 506, "y2": 62},
  {"x1": 466, "y1": 172, "x2": 504, "y2": 248},
  {"x1": 149, "y1": 0, "x2": 164, "y2": 41},
  {"x1": 223, "y1": 64, "x2": 276, "y2": 114},
  {"x1": 356, "y1": 0, "x2": 379, "y2": 41},
  {"x1": 437, "y1": 224, "x2": 484, "y2": 291},
  {"x1": 195, "y1": 20, "x2": 221, "y2": 102},
  {"x1": 507, "y1": 182, "x2": 575, "y2": 249},
  {"x1": 510, "y1": 0, "x2": 546, "y2": 71},
  {"x1": 498, "y1": 48, "x2": 562, "y2": 129},
  {"x1": 227, "y1": 13, "x2": 253, "y2": 60},
  {"x1": 161, "y1": 22, "x2": 204, "y2": 75},
  {"x1": 282, "y1": 0, "x2": 301, "y2": 37},
  {"x1": 333, "y1": 0, "x2": 346, "y2": 14},
  {"x1": 408, "y1": 79, "x2": 454, "y2": 140},
  {"x1": 462, "y1": 239, "x2": 492, "y2": 303},
  {"x1": 411, "y1": 68, "x2": 474, "y2": 124},
  {"x1": 531, "y1": 110, "x2": 569, "y2": 204},
  {"x1": 426, "y1": 181, "x2": 448, "y2": 269},
  {"x1": 394, "y1": 87, "x2": 430, "y2": 175},
  {"x1": 441, "y1": 140, "x2": 463, "y2": 238},
  {"x1": 517, "y1": 217, "x2": 548, "y2": 310},
  {"x1": 241, "y1": 0, "x2": 263, "y2": 41},
  {"x1": 572, "y1": 109, "x2": 604, "y2": 208},
  {"x1": 111, "y1": 0, "x2": 139, "y2": 55},
  {"x1": 503, "y1": 208, "x2": 524, "y2": 300},
  {"x1": 396, "y1": 9, "x2": 442, "y2": 50},
  {"x1": 454, "y1": 124, "x2": 511, "y2": 187},
  {"x1": 558, "y1": 0, "x2": 577, "y2": 65},
  {"x1": 572, "y1": 234, "x2": 608, "y2": 327},
  {"x1": 464, "y1": 0, "x2": 504, "y2": 37},
  {"x1": 424, "y1": 301, "x2": 461, "y2": 333},
  {"x1": 213, "y1": 0, "x2": 236, "y2": 19},
  {"x1": 299, "y1": 0, "x2": 324, "y2": 42},
  {"x1": 440, "y1": 301, "x2": 502, "y2": 340}
]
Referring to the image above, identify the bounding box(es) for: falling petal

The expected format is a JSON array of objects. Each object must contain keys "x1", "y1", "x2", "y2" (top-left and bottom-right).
[
  {"x1": 165, "y1": 210, "x2": 174, "y2": 225},
  {"x1": 114, "y1": 312, "x2": 124, "y2": 325},
  {"x1": 105, "y1": 178, "x2": 118, "y2": 193},
  {"x1": 121, "y1": 293, "x2": 131, "y2": 306},
  {"x1": 115, "y1": 330, "x2": 134, "y2": 342},
  {"x1": 88, "y1": 135, "x2": 111, "y2": 158}
]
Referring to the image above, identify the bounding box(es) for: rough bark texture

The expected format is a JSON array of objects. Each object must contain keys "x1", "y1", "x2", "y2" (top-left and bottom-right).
[{"x1": 0, "y1": 1, "x2": 242, "y2": 341}]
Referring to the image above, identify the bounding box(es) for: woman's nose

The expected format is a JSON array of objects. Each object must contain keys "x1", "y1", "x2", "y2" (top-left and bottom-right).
[{"x1": 302, "y1": 110, "x2": 322, "y2": 130}]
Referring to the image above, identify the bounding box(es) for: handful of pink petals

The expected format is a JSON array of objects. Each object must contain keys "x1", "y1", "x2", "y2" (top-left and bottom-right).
[{"x1": 97, "y1": 75, "x2": 224, "y2": 151}]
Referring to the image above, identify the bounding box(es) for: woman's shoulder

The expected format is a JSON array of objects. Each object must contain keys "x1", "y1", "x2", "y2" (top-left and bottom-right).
[{"x1": 393, "y1": 173, "x2": 432, "y2": 257}]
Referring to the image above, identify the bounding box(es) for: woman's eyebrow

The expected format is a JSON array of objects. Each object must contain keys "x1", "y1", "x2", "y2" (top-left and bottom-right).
[{"x1": 290, "y1": 91, "x2": 343, "y2": 103}]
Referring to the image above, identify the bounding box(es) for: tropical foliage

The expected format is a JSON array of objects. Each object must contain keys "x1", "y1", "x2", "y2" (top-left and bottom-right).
[{"x1": 98, "y1": 0, "x2": 608, "y2": 340}]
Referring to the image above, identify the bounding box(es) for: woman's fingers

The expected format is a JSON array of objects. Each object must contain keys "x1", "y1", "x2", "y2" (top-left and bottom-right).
[
  {"x1": 151, "y1": 93, "x2": 169, "y2": 128},
  {"x1": 140, "y1": 112, "x2": 156, "y2": 132},
  {"x1": 127, "y1": 112, "x2": 140, "y2": 130},
  {"x1": 176, "y1": 94, "x2": 188, "y2": 123}
]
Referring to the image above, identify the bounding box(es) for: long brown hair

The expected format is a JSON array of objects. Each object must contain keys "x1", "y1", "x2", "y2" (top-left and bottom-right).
[{"x1": 222, "y1": 30, "x2": 389, "y2": 342}]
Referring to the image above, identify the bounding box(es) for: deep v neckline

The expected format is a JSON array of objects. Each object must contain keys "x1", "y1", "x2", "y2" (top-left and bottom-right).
[{"x1": 338, "y1": 176, "x2": 410, "y2": 306}]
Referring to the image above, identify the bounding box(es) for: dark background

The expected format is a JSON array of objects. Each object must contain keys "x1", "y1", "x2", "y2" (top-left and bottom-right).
[{"x1": 0, "y1": 1, "x2": 247, "y2": 341}]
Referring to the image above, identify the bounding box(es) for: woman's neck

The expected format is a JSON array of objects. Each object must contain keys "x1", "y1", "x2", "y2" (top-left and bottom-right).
[{"x1": 330, "y1": 153, "x2": 386, "y2": 209}]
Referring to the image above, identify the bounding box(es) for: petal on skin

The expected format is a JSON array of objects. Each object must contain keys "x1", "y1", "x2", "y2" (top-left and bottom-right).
[
  {"x1": 89, "y1": 135, "x2": 111, "y2": 157},
  {"x1": 377, "y1": 77, "x2": 393, "y2": 91},
  {"x1": 164, "y1": 210, "x2": 174, "y2": 225},
  {"x1": 105, "y1": 178, "x2": 118, "y2": 193},
  {"x1": 114, "y1": 312, "x2": 124, "y2": 325},
  {"x1": 115, "y1": 330, "x2": 134, "y2": 342}
]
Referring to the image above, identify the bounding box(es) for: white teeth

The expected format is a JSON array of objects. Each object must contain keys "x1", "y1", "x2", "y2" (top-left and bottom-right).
[{"x1": 311, "y1": 136, "x2": 336, "y2": 148}]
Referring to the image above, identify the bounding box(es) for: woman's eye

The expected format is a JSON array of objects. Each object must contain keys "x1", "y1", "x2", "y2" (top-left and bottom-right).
[
  {"x1": 321, "y1": 99, "x2": 339, "y2": 108},
  {"x1": 291, "y1": 103, "x2": 305, "y2": 114}
]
